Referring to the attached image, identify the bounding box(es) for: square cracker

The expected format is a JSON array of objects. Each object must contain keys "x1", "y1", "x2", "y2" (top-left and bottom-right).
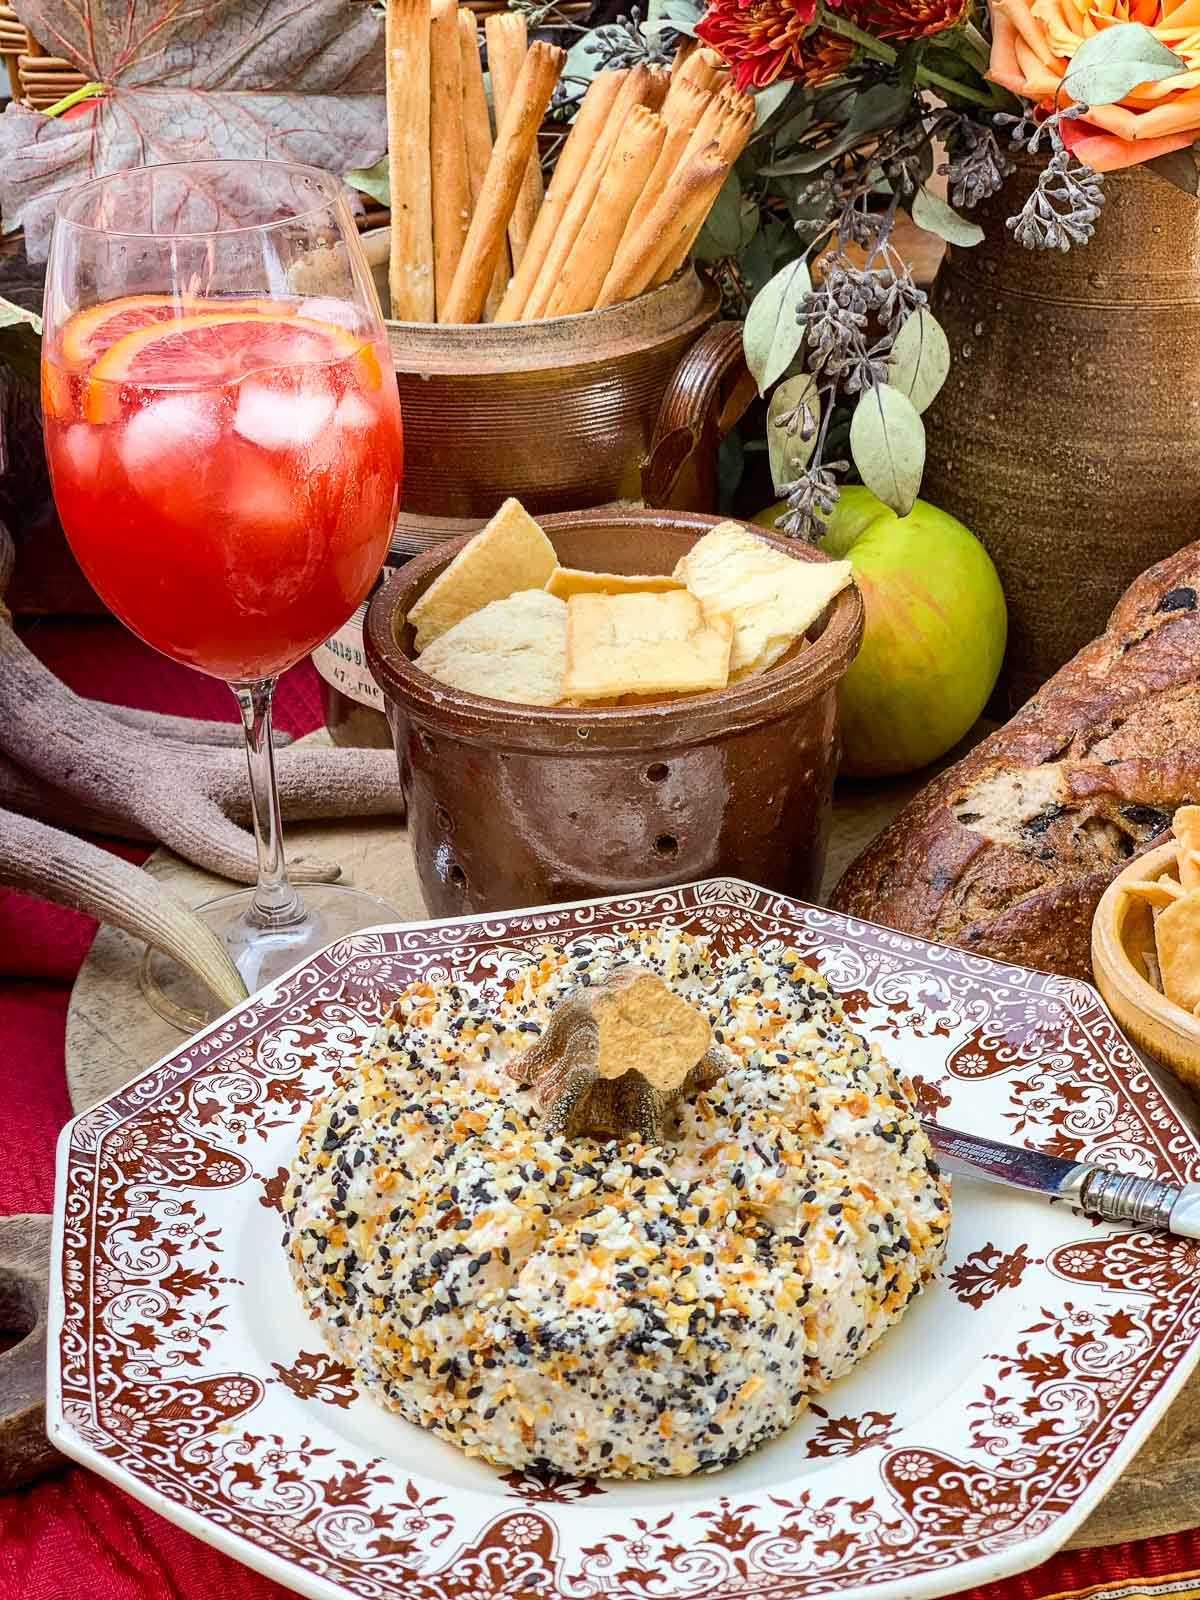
[
  {"x1": 417, "y1": 589, "x2": 567, "y2": 706},
  {"x1": 674, "y1": 521, "x2": 853, "y2": 677},
  {"x1": 564, "y1": 590, "x2": 732, "y2": 701},
  {"x1": 408, "y1": 499, "x2": 558, "y2": 652},
  {"x1": 545, "y1": 567, "x2": 685, "y2": 600}
]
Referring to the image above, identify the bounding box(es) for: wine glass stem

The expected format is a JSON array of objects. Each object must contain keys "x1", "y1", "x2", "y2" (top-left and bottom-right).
[{"x1": 233, "y1": 677, "x2": 304, "y2": 928}]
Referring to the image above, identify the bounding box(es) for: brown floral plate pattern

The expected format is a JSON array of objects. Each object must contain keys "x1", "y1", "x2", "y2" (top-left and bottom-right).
[{"x1": 48, "y1": 879, "x2": 1200, "y2": 1600}]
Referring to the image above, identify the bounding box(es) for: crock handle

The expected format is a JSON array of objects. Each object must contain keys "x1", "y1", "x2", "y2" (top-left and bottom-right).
[{"x1": 642, "y1": 320, "x2": 757, "y2": 511}]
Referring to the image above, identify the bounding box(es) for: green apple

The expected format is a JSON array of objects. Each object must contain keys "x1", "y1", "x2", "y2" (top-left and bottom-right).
[{"x1": 753, "y1": 487, "x2": 1006, "y2": 778}]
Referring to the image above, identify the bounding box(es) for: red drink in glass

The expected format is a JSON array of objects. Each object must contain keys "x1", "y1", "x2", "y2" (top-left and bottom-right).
[{"x1": 43, "y1": 295, "x2": 403, "y2": 682}]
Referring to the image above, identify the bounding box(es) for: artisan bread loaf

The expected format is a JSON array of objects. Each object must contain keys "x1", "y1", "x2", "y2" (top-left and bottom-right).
[{"x1": 831, "y1": 545, "x2": 1200, "y2": 978}]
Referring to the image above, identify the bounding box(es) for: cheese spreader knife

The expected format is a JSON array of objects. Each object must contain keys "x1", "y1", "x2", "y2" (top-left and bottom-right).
[{"x1": 922, "y1": 1120, "x2": 1200, "y2": 1239}]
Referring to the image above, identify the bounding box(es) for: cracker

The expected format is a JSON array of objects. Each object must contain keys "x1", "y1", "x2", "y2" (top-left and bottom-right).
[
  {"x1": 417, "y1": 589, "x2": 567, "y2": 705},
  {"x1": 675, "y1": 521, "x2": 853, "y2": 677},
  {"x1": 592, "y1": 972, "x2": 711, "y2": 1087},
  {"x1": 545, "y1": 566, "x2": 684, "y2": 600},
  {"x1": 408, "y1": 499, "x2": 557, "y2": 651},
  {"x1": 1123, "y1": 877, "x2": 1185, "y2": 911},
  {"x1": 564, "y1": 590, "x2": 732, "y2": 700},
  {"x1": 1175, "y1": 805, "x2": 1200, "y2": 889},
  {"x1": 1153, "y1": 888, "x2": 1200, "y2": 1012}
]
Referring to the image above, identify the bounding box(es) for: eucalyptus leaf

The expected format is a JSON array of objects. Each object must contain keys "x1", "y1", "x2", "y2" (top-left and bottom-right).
[
  {"x1": 761, "y1": 82, "x2": 912, "y2": 175},
  {"x1": 1146, "y1": 145, "x2": 1200, "y2": 195},
  {"x1": 850, "y1": 383, "x2": 925, "y2": 516},
  {"x1": 657, "y1": 0, "x2": 702, "y2": 37},
  {"x1": 1062, "y1": 21, "x2": 1183, "y2": 107},
  {"x1": 767, "y1": 375, "x2": 821, "y2": 493},
  {"x1": 345, "y1": 156, "x2": 390, "y2": 207},
  {"x1": 563, "y1": 31, "x2": 600, "y2": 82},
  {"x1": 887, "y1": 308, "x2": 950, "y2": 413},
  {"x1": 738, "y1": 220, "x2": 789, "y2": 297},
  {"x1": 0, "y1": 296, "x2": 42, "y2": 382},
  {"x1": 753, "y1": 80, "x2": 793, "y2": 131},
  {"x1": 911, "y1": 185, "x2": 984, "y2": 246},
  {"x1": 693, "y1": 170, "x2": 758, "y2": 260},
  {"x1": 743, "y1": 257, "x2": 812, "y2": 394}
]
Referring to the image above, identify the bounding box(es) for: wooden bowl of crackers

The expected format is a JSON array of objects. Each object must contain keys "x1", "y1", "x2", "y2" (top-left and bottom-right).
[
  {"x1": 364, "y1": 503, "x2": 863, "y2": 918},
  {"x1": 1092, "y1": 814, "x2": 1200, "y2": 1088}
]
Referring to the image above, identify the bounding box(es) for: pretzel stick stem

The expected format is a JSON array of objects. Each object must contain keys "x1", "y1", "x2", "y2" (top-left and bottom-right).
[
  {"x1": 441, "y1": 40, "x2": 563, "y2": 324},
  {"x1": 385, "y1": 0, "x2": 433, "y2": 321}
]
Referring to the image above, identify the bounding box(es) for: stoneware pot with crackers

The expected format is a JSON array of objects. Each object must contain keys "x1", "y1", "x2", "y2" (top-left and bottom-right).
[{"x1": 364, "y1": 502, "x2": 863, "y2": 917}]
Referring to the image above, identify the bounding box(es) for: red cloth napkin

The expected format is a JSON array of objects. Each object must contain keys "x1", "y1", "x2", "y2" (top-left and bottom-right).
[{"x1": 2, "y1": 620, "x2": 1198, "y2": 1600}]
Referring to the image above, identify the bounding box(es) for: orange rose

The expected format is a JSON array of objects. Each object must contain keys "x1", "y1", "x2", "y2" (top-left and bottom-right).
[{"x1": 988, "y1": 0, "x2": 1200, "y2": 170}]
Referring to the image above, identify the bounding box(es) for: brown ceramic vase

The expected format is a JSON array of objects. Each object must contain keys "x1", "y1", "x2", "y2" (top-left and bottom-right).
[
  {"x1": 364, "y1": 509, "x2": 863, "y2": 917},
  {"x1": 922, "y1": 158, "x2": 1200, "y2": 714}
]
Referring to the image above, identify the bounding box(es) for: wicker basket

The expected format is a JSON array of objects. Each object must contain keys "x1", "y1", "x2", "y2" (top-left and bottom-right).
[{"x1": 0, "y1": 7, "x2": 87, "y2": 108}]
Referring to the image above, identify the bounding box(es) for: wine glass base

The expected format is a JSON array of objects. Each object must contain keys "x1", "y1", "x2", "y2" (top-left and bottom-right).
[{"x1": 139, "y1": 881, "x2": 402, "y2": 1033}]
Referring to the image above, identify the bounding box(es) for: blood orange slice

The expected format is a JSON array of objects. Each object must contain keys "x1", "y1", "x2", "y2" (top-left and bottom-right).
[
  {"x1": 60, "y1": 293, "x2": 288, "y2": 366},
  {"x1": 84, "y1": 311, "x2": 365, "y2": 423}
]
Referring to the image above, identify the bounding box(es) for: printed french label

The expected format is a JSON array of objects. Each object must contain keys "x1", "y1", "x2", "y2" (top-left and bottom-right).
[{"x1": 312, "y1": 603, "x2": 384, "y2": 711}]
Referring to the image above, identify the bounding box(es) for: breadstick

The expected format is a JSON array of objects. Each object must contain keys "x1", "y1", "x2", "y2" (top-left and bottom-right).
[
  {"x1": 430, "y1": 0, "x2": 471, "y2": 318},
  {"x1": 441, "y1": 40, "x2": 564, "y2": 324},
  {"x1": 644, "y1": 64, "x2": 671, "y2": 111},
  {"x1": 521, "y1": 63, "x2": 654, "y2": 320},
  {"x1": 545, "y1": 107, "x2": 666, "y2": 317},
  {"x1": 699, "y1": 48, "x2": 730, "y2": 87},
  {"x1": 596, "y1": 144, "x2": 728, "y2": 309},
  {"x1": 494, "y1": 69, "x2": 626, "y2": 323},
  {"x1": 385, "y1": 0, "x2": 433, "y2": 321},
  {"x1": 459, "y1": 7, "x2": 509, "y2": 318},
  {"x1": 663, "y1": 43, "x2": 722, "y2": 111},
  {"x1": 675, "y1": 82, "x2": 741, "y2": 175},
  {"x1": 621, "y1": 121, "x2": 693, "y2": 247},
  {"x1": 622, "y1": 80, "x2": 710, "y2": 246},
  {"x1": 485, "y1": 12, "x2": 545, "y2": 270},
  {"x1": 670, "y1": 36, "x2": 700, "y2": 81},
  {"x1": 652, "y1": 98, "x2": 753, "y2": 285}
]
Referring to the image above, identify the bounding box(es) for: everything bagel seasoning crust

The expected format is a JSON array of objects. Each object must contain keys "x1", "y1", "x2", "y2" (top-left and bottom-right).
[{"x1": 282, "y1": 929, "x2": 951, "y2": 1478}]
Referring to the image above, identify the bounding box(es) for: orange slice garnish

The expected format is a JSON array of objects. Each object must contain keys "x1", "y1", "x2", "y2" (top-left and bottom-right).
[
  {"x1": 84, "y1": 310, "x2": 367, "y2": 423},
  {"x1": 60, "y1": 293, "x2": 289, "y2": 367}
]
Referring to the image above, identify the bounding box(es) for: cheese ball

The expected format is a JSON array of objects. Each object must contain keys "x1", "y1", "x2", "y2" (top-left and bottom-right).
[{"x1": 282, "y1": 929, "x2": 950, "y2": 1478}]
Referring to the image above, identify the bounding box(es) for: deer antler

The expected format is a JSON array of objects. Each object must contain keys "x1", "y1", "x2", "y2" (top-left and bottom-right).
[
  {"x1": 0, "y1": 809, "x2": 247, "y2": 1010},
  {"x1": 0, "y1": 528, "x2": 402, "y2": 884},
  {"x1": 0, "y1": 514, "x2": 405, "y2": 1010}
]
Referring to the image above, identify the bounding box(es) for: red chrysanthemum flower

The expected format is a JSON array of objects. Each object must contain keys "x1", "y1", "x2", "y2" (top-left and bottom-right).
[
  {"x1": 696, "y1": 0, "x2": 853, "y2": 91},
  {"x1": 855, "y1": 0, "x2": 969, "y2": 38}
]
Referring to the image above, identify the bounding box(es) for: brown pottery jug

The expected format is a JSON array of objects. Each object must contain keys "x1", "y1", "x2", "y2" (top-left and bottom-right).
[
  {"x1": 922, "y1": 158, "x2": 1200, "y2": 713},
  {"x1": 364, "y1": 509, "x2": 863, "y2": 918}
]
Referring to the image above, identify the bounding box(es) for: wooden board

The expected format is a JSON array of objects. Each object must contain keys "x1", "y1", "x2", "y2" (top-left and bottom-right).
[{"x1": 42, "y1": 728, "x2": 1200, "y2": 1545}]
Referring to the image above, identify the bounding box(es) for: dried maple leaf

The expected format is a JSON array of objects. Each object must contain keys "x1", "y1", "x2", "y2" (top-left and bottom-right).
[{"x1": 0, "y1": 0, "x2": 386, "y2": 259}]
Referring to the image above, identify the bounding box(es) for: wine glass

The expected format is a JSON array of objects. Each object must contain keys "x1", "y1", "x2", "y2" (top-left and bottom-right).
[{"x1": 41, "y1": 160, "x2": 404, "y2": 1029}]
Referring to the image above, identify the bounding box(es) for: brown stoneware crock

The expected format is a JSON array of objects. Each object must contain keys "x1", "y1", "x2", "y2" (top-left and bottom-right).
[
  {"x1": 364, "y1": 509, "x2": 864, "y2": 917},
  {"x1": 381, "y1": 264, "x2": 755, "y2": 553}
]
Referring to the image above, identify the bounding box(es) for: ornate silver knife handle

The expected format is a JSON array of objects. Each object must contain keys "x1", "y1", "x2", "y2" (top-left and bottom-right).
[
  {"x1": 1069, "y1": 1167, "x2": 1200, "y2": 1236},
  {"x1": 921, "y1": 1120, "x2": 1200, "y2": 1240}
]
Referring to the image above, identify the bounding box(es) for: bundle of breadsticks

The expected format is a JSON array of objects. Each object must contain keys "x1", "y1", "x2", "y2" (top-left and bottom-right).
[{"x1": 385, "y1": 0, "x2": 753, "y2": 325}]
